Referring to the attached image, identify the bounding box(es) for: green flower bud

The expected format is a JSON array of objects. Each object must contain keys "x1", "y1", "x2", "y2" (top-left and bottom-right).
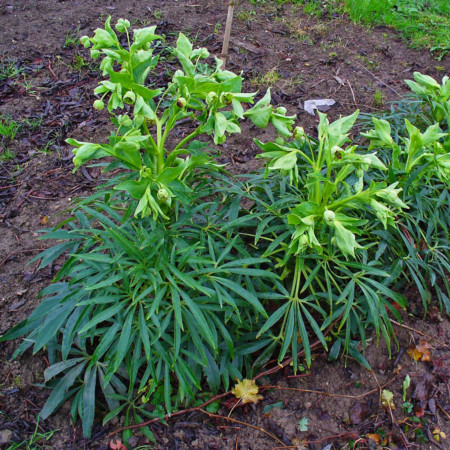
[
  {"x1": 356, "y1": 168, "x2": 364, "y2": 178},
  {"x1": 206, "y1": 92, "x2": 217, "y2": 105},
  {"x1": 123, "y1": 91, "x2": 136, "y2": 104},
  {"x1": 118, "y1": 114, "x2": 133, "y2": 127},
  {"x1": 140, "y1": 167, "x2": 153, "y2": 178},
  {"x1": 93, "y1": 99, "x2": 105, "y2": 110},
  {"x1": 90, "y1": 49, "x2": 100, "y2": 60},
  {"x1": 300, "y1": 216, "x2": 315, "y2": 226},
  {"x1": 115, "y1": 18, "x2": 131, "y2": 33},
  {"x1": 157, "y1": 188, "x2": 169, "y2": 202},
  {"x1": 298, "y1": 234, "x2": 308, "y2": 248},
  {"x1": 323, "y1": 210, "x2": 335, "y2": 222},
  {"x1": 293, "y1": 126, "x2": 305, "y2": 139},
  {"x1": 80, "y1": 36, "x2": 91, "y2": 48},
  {"x1": 199, "y1": 48, "x2": 210, "y2": 59}
]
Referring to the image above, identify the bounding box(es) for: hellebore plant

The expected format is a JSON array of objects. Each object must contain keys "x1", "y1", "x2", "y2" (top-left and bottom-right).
[
  {"x1": 240, "y1": 110, "x2": 409, "y2": 368},
  {"x1": 0, "y1": 17, "x2": 294, "y2": 439},
  {"x1": 73, "y1": 17, "x2": 294, "y2": 220},
  {"x1": 404, "y1": 72, "x2": 450, "y2": 140},
  {"x1": 1, "y1": 16, "x2": 448, "y2": 444},
  {"x1": 361, "y1": 79, "x2": 450, "y2": 313}
]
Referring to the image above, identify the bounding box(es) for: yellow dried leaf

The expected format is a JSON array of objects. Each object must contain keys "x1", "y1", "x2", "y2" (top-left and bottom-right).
[
  {"x1": 433, "y1": 428, "x2": 446, "y2": 442},
  {"x1": 381, "y1": 389, "x2": 395, "y2": 410},
  {"x1": 367, "y1": 433, "x2": 381, "y2": 444},
  {"x1": 407, "y1": 339, "x2": 432, "y2": 362},
  {"x1": 231, "y1": 379, "x2": 263, "y2": 405}
]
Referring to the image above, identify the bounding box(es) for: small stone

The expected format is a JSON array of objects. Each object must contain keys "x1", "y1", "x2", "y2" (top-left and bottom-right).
[{"x1": 0, "y1": 429, "x2": 13, "y2": 445}]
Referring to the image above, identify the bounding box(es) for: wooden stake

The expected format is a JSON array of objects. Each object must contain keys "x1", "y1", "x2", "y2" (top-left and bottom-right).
[{"x1": 221, "y1": 0, "x2": 236, "y2": 70}]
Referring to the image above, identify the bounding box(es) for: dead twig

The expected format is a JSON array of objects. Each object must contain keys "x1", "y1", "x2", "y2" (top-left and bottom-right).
[
  {"x1": 436, "y1": 400, "x2": 450, "y2": 421},
  {"x1": 426, "y1": 426, "x2": 444, "y2": 449},
  {"x1": 347, "y1": 80, "x2": 357, "y2": 106},
  {"x1": 390, "y1": 319, "x2": 448, "y2": 348},
  {"x1": 109, "y1": 322, "x2": 338, "y2": 438},
  {"x1": 16, "y1": 188, "x2": 34, "y2": 208},
  {"x1": 196, "y1": 409, "x2": 285, "y2": 446},
  {"x1": 108, "y1": 392, "x2": 231, "y2": 437},
  {"x1": 0, "y1": 183, "x2": 20, "y2": 191},
  {"x1": 263, "y1": 375, "x2": 397, "y2": 400},
  {"x1": 47, "y1": 62, "x2": 58, "y2": 80},
  {"x1": 110, "y1": 401, "x2": 285, "y2": 446},
  {"x1": 309, "y1": 78, "x2": 328, "y2": 90},
  {"x1": 0, "y1": 248, "x2": 43, "y2": 268},
  {"x1": 340, "y1": 102, "x2": 380, "y2": 111},
  {"x1": 354, "y1": 60, "x2": 401, "y2": 97},
  {"x1": 271, "y1": 431, "x2": 359, "y2": 449}
]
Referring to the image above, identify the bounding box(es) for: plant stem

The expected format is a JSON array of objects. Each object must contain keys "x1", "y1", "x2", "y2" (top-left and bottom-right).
[
  {"x1": 314, "y1": 139, "x2": 325, "y2": 204},
  {"x1": 327, "y1": 191, "x2": 365, "y2": 211},
  {"x1": 160, "y1": 115, "x2": 177, "y2": 154},
  {"x1": 143, "y1": 121, "x2": 158, "y2": 168},
  {"x1": 156, "y1": 120, "x2": 164, "y2": 173},
  {"x1": 173, "y1": 128, "x2": 202, "y2": 152},
  {"x1": 290, "y1": 257, "x2": 301, "y2": 299}
]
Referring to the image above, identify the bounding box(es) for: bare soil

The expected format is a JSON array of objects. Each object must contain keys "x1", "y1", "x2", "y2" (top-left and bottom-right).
[{"x1": 0, "y1": 1, "x2": 449, "y2": 449}]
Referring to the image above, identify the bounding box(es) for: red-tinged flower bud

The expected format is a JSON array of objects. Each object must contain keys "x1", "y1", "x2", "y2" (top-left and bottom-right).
[
  {"x1": 323, "y1": 210, "x2": 335, "y2": 222},
  {"x1": 177, "y1": 97, "x2": 187, "y2": 108}
]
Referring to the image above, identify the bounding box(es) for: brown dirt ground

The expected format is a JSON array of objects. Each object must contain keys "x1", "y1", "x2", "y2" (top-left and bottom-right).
[{"x1": 0, "y1": 1, "x2": 449, "y2": 449}]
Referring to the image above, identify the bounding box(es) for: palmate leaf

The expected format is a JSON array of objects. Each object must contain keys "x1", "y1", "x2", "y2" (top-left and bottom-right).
[
  {"x1": 78, "y1": 302, "x2": 125, "y2": 335},
  {"x1": 212, "y1": 277, "x2": 267, "y2": 317}
]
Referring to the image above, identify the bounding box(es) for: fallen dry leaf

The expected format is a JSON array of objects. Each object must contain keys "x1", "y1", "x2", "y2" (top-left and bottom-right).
[
  {"x1": 415, "y1": 407, "x2": 425, "y2": 418},
  {"x1": 428, "y1": 306, "x2": 443, "y2": 323},
  {"x1": 223, "y1": 397, "x2": 240, "y2": 410},
  {"x1": 231, "y1": 379, "x2": 263, "y2": 405},
  {"x1": 433, "y1": 427, "x2": 446, "y2": 442},
  {"x1": 40, "y1": 215, "x2": 49, "y2": 225},
  {"x1": 109, "y1": 440, "x2": 126, "y2": 450},
  {"x1": 412, "y1": 372, "x2": 432, "y2": 403},
  {"x1": 381, "y1": 389, "x2": 395, "y2": 410},
  {"x1": 407, "y1": 339, "x2": 432, "y2": 362},
  {"x1": 367, "y1": 433, "x2": 381, "y2": 444}
]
